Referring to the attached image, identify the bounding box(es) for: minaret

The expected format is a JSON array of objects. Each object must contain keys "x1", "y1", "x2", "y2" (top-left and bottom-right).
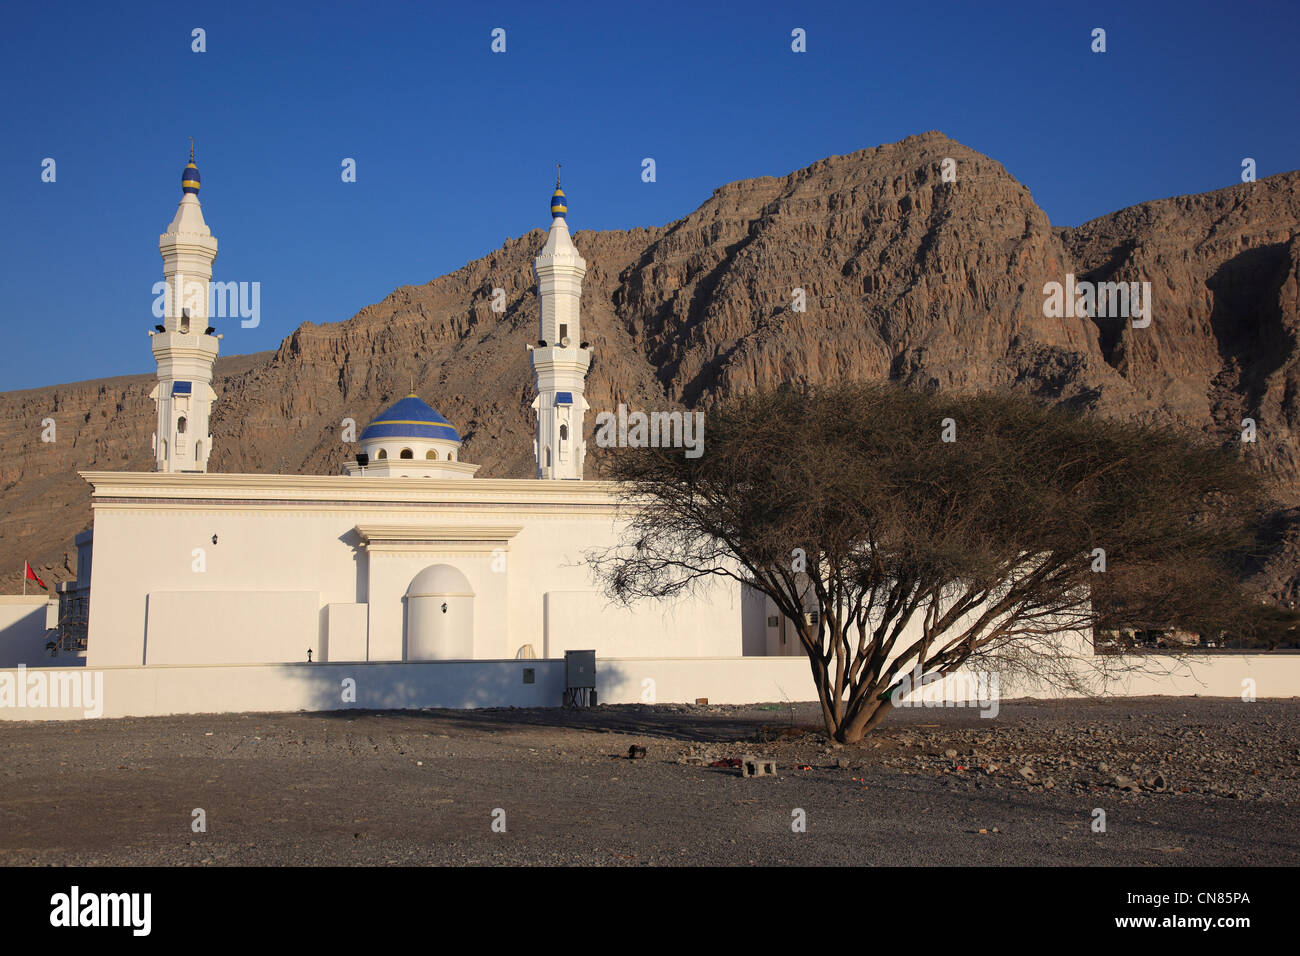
[
  {"x1": 149, "y1": 143, "x2": 220, "y2": 473},
  {"x1": 530, "y1": 168, "x2": 591, "y2": 479}
]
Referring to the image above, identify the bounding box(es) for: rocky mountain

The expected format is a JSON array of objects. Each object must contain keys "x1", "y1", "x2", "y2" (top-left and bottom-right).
[{"x1": 4, "y1": 132, "x2": 1298, "y2": 599}]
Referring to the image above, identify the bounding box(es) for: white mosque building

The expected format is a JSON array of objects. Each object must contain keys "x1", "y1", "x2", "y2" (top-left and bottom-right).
[{"x1": 73, "y1": 154, "x2": 782, "y2": 680}]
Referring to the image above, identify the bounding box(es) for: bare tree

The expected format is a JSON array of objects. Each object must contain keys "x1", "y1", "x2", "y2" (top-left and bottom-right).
[{"x1": 589, "y1": 383, "x2": 1264, "y2": 743}]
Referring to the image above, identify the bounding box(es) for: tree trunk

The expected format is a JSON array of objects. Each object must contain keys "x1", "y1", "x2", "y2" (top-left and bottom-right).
[
  {"x1": 835, "y1": 697, "x2": 893, "y2": 743},
  {"x1": 808, "y1": 657, "x2": 840, "y2": 740}
]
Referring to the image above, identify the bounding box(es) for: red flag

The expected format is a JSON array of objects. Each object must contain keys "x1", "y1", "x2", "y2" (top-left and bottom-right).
[{"x1": 24, "y1": 561, "x2": 47, "y2": 590}]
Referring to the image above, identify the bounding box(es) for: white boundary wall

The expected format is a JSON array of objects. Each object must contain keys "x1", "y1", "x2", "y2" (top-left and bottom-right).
[{"x1": 1, "y1": 653, "x2": 1298, "y2": 721}]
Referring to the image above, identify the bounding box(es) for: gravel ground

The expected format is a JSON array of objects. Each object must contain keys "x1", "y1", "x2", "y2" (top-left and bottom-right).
[{"x1": 1, "y1": 696, "x2": 1297, "y2": 866}]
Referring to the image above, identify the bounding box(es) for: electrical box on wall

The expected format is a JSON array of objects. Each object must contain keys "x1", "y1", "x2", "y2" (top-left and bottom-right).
[{"x1": 565, "y1": 649, "x2": 595, "y2": 688}]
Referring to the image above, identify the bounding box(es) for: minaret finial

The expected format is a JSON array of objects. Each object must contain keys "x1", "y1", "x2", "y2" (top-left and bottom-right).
[
  {"x1": 182, "y1": 140, "x2": 201, "y2": 196},
  {"x1": 550, "y1": 167, "x2": 567, "y2": 220}
]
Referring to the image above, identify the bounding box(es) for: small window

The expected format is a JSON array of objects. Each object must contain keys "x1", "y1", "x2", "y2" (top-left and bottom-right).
[
  {"x1": 559, "y1": 323, "x2": 568, "y2": 343},
  {"x1": 426, "y1": 449, "x2": 437, "y2": 460},
  {"x1": 545, "y1": 447, "x2": 552, "y2": 467},
  {"x1": 377, "y1": 449, "x2": 388, "y2": 460},
  {"x1": 559, "y1": 424, "x2": 568, "y2": 440},
  {"x1": 449, "y1": 451, "x2": 455, "y2": 461},
  {"x1": 400, "y1": 448, "x2": 414, "y2": 460},
  {"x1": 176, "y1": 416, "x2": 187, "y2": 434},
  {"x1": 179, "y1": 309, "x2": 190, "y2": 334}
]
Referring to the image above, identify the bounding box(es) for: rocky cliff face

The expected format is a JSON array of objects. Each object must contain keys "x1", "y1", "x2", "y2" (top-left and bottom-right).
[{"x1": 4, "y1": 132, "x2": 1298, "y2": 599}]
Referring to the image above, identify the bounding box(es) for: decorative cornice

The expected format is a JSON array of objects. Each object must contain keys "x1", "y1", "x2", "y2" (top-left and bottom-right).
[
  {"x1": 80, "y1": 471, "x2": 627, "y2": 508},
  {"x1": 85, "y1": 501, "x2": 622, "y2": 521},
  {"x1": 356, "y1": 523, "x2": 524, "y2": 546},
  {"x1": 342, "y1": 459, "x2": 480, "y2": 479}
]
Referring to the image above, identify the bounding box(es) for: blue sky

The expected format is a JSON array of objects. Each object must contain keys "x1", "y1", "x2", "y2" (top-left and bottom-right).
[{"x1": 1, "y1": 0, "x2": 1297, "y2": 391}]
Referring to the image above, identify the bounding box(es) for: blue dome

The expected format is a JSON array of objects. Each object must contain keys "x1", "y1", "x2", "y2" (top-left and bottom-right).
[
  {"x1": 182, "y1": 160, "x2": 201, "y2": 195},
  {"x1": 360, "y1": 395, "x2": 461, "y2": 442}
]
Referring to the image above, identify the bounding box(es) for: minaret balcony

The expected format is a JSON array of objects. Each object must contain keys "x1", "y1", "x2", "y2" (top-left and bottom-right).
[
  {"x1": 151, "y1": 333, "x2": 220, "y2": 360},
  {"x1": 528, "y1": 343, "x2": 591, "y2": 368}
]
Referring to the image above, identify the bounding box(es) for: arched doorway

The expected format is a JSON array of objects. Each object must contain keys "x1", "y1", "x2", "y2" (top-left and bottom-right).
[{"x1": 404, "y1": 564, "x2": 474, "y2": 659}]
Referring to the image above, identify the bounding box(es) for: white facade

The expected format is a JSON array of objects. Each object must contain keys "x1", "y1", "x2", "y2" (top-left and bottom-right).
[{"x1": 80, "y1": 473, "x2": 744, "y2": 668}]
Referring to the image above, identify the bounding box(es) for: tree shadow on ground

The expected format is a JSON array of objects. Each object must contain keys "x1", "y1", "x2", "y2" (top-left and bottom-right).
[{"x1": 302, "y1": 701, "x2": 821, "y2": 745}]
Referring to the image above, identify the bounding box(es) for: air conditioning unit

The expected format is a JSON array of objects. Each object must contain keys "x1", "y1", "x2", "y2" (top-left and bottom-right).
[{"x1": 804, "y1": 611, "x2": 820, "y2": 625}]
